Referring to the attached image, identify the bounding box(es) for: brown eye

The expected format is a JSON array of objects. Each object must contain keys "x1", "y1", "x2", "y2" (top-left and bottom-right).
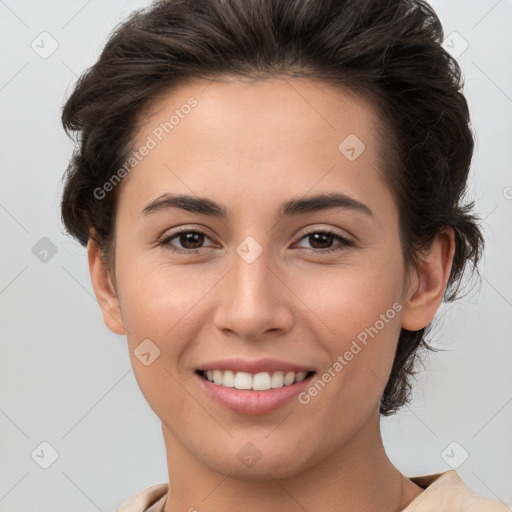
[
  {"x1": 307, "y1": 232, "x2": 335, "y2": 250},
  {"x1": 295, "y1": 230, "x2": 354, "y2": 254},
  {"x1": 159, "y1": 229, "x2": 215, "y2": 254},
  {"x1": 177, "y1": 231, "x2": 204, "y2": 249}
]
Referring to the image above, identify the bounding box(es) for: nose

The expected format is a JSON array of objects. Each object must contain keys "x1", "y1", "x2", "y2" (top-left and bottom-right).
[{"x1": 212, "y1": 242, "x2": 294, "y2": 341}]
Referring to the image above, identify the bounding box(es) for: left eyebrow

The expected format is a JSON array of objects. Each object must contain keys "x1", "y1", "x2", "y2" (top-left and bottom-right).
[
  {"x1": 280, "y1": 192, "x2": 373, "y2": 218},
  {"x1": 140, "y1": 192, "x2": 374, "y2": 219}
]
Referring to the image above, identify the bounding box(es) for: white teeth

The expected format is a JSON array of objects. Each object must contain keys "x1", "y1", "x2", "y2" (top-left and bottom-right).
[
  {"x1": 234, "y1": 371, "x2": 252, "y2": 389},
  {"x1": 252, "y1": 372, "x2": 271, "y2": 391},
  {"x1": 222, "y1": 370, "x2": 235, "y2": 387},
  {"x1": 295, "y1": 371, "x2": 308, "y2": 383},
  {"x1": 270, "y1": 371, "x2": 284, "y2": 388},
  {"x1": 283, "y1": 371, "x2": 295, "y2": 385},
  {"x1": 201, "y1": 369, "x2": 311, "y2": 390},
  {"x1": 213, "y1": 370, "x2": 223, "y2": 385}
]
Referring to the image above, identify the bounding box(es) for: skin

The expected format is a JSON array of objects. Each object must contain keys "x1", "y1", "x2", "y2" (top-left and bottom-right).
[{"x1": 88, "y1": 76, "x2": 455, "y2": 511}]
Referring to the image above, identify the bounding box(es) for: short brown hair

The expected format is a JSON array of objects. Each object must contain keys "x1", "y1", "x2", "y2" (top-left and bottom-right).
[{"x1": 60, "y1": 0, "x2": 484, "y2": 415}]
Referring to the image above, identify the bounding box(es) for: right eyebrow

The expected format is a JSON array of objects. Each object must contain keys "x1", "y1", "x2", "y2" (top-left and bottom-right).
[{"x1": 141, "y1": 193, "x2": 228, "y2": 218}]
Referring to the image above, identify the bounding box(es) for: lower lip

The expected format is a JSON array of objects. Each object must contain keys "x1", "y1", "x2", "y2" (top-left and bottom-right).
[{"x1": 196, "y1": 372, "x2": 316, "y2": 415}]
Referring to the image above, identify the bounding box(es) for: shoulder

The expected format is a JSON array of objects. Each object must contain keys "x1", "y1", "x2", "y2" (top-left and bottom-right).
[
  {"x1": 115, "y1": 483, "x2": 168, "y2": 512},
  {"x1": 403, "y1": 470, "x2": 510, "y2": 512},
  {"x1": 462, "y1": 494, "x2": 512, "y2": 512}
]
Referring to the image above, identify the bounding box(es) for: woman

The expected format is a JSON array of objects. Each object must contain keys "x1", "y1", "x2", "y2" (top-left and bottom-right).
[{"x1": 60, "y1": 0, "x2": 509, "y2": 510}]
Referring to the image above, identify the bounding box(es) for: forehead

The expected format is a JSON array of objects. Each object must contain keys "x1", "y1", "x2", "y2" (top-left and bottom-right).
[
  {"x1": 120, "y1": 76, "x2": 391, "y2": 220},
  {"x1": 132, "y1": 76, "x2": 382, "y2": 151}
]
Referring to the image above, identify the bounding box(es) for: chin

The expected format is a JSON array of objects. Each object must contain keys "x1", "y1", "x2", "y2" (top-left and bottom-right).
[{"x1": 197, "y1": 437, "x2": 317, "y2": 481}]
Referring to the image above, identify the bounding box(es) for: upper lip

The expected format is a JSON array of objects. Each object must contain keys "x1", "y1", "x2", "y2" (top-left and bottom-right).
[{"x1": 197, "y1": 357, "x2": 315, "y2": 374}]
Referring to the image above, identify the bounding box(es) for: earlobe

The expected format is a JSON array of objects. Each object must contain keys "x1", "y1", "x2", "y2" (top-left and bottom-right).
[
  {"x1": 400, "y1": 228, "x2": 456, "y2": 331},
  {"x1": 87, "y1": 238, "x2": 126, "y2": 335}
]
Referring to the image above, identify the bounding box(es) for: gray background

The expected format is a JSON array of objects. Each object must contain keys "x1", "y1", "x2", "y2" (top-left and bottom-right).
[{"x1": 0, "y1": 0, "x2": 511, "y2": 510}]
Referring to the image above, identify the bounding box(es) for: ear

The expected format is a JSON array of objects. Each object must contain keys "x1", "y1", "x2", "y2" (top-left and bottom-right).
[
  {"x1": 401, "y1": 228, "x2": 456, "y2": 331},
  {"x1": 88, "y1": 238, "x2": 126, "y2": 335}
]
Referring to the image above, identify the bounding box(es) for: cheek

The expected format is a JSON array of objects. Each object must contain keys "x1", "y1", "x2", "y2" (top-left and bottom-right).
[
  {"x1": 115, "y1": 262, "x2": 221, "y2": 413},
  {"x1": 117, "y1": 257, "x2": 212, "y2": 338},
  {"x1": 292, "y1": 256, "x2": 404, "y2": 334},
  {"x1": 116, "y1": 267, "x2": 205, "y2": 416},
  {"x1": 292, "y1": 260, "x2": 404, "y2": 402}
]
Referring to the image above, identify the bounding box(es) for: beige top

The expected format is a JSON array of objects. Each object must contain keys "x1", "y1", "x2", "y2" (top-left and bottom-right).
[{"x1": 116, "y1": 470, "x2": 511, "y2": 512}]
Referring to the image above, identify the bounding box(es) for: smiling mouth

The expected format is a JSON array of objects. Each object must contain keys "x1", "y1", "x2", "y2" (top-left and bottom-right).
[{"x1": 196, "y1": 369, "x2": 316, "y2": 391}]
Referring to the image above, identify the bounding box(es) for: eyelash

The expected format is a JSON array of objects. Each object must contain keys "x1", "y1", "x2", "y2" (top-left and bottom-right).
[{"x1": 158, "y1": 228, "x2": 354, "y2": 255}]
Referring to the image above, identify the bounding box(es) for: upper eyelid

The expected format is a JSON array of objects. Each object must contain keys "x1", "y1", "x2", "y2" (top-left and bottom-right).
[
  {"x1": 160, "y1": 226, "x2": 216, "y2": 243},
  {"x1": 299, "y1": 226, "x2": 353, "y2": 240}
]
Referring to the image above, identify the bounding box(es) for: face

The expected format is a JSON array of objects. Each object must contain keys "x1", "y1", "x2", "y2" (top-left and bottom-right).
[{"x1": 92, "y1": 76, "x2": 435, "y2": 479}]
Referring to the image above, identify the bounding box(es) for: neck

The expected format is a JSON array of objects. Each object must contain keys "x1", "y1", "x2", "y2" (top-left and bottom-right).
[{"x1": 161, "y1": 409, "x2": 424, "y2": 512}]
